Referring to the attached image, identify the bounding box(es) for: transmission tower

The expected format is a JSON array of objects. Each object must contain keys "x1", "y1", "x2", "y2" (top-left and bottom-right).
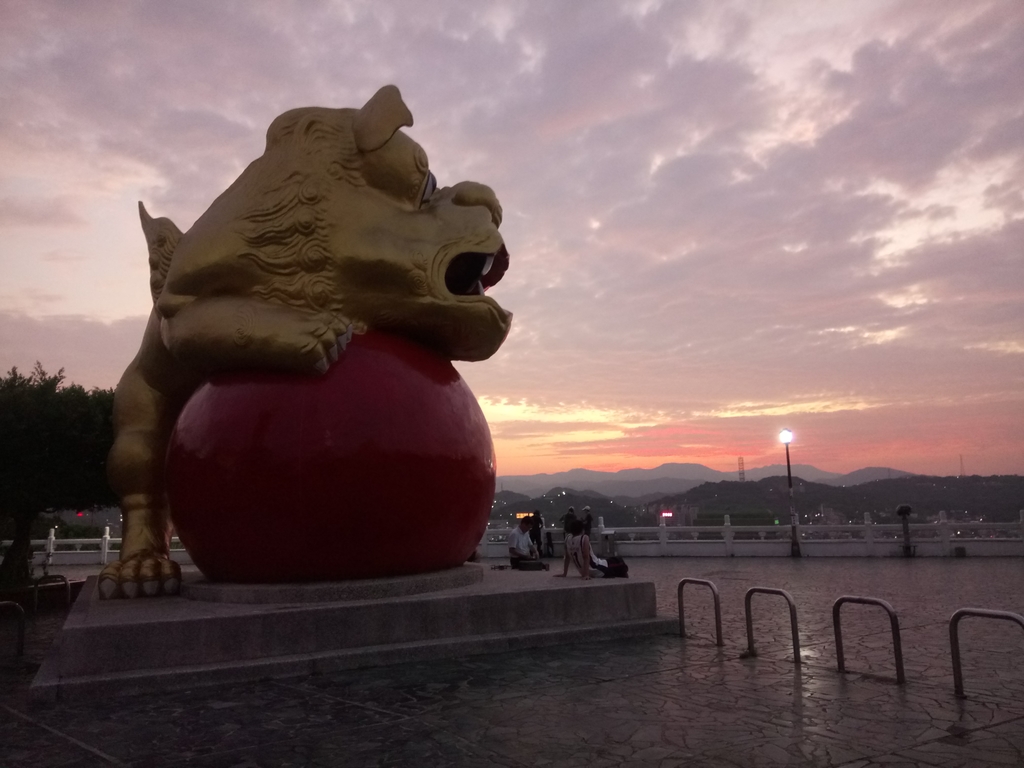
[{"x1": 738, "y1": 456, "x2": 745, "y2": 482}]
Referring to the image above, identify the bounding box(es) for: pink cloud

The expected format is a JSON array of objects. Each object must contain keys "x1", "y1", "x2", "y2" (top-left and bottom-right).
[
  {"x1": 0, "y1": 196, "x2": 87, "y2": 228},
  {"x1": 1, "y1": 1, "x2": 1021, "y2": 477}
]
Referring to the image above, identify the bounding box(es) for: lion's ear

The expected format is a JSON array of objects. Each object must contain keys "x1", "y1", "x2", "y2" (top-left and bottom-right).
[
  {"x1": 353, "y1": 85, "x2": 413, "y2": 152},
  {"x1": 139, "y1": 201, "x2": 182, "y2": 303}
]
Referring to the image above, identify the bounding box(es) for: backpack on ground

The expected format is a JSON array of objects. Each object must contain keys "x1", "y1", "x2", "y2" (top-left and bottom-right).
[
  {"x1": 516, "y1": 560, "x2": 546, "y2": 571},
  {"x1": 604, "y1": 556, "x2": 629, "y2": 578}
]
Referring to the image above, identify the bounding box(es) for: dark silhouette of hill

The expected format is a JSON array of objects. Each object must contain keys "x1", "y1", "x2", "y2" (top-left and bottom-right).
[
  {"x1": 494, "y1": 490, "x2": 529, "y2": 504},
  {"x1": 490, "y1": 475, "x2": 1022, "y2": 527},
  {"x1": 490, "y1": 487, "x2": 648, "y2": 527},
  {"x1": 833, "y1": 467, "x2": 915, "y2": 484},
  {"x1": 651, "y1": 475, "x2": 1024, "y2": 524}
]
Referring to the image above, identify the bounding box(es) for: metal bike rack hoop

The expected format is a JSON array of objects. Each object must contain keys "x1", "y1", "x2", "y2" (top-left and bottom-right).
[
  {"x1": 677, "y1": 578, "x2": 723, "y2": 646},
  {"x1": 744, "y1": 587, "x2": 800, "y2": 664},
  {"x1": 32, "y1": 574, "x2": 70, "y2": 613},
  {"x1": 832, "y1": 595, "x2": 905, "y2": 684},
  {"x1": 949, "y1": 607, "x2": 1024, "y2": 698},
  {"x1": 0, "y1": 600, "x2": 26, "y2": 656}
]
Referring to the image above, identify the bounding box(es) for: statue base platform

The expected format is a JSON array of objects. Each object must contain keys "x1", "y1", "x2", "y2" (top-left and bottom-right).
[
  {"x1": 179, "y1": 564, "x2": 484, "y2": 603},
  {"x1": 31, "y1": 565, "x2": 676, "y2": 703}
]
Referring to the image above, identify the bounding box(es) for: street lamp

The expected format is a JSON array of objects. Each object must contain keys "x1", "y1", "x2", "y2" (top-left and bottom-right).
[{"x1": 779, "y1": 429, "x2": 801, "y2": 557}]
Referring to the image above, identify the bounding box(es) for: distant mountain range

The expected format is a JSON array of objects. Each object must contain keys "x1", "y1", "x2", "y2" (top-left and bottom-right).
[
  {"x1": 497, "y1": 463, "x2": 914, "y2": 500},
  {"x1": 492, "y1": 474, "x2": 1024, "y2": 527}
]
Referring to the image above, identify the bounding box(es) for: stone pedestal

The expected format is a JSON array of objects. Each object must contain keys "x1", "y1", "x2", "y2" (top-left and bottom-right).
[{"x1": 32, "y1": 565, "x2": 675, "y2": 702}]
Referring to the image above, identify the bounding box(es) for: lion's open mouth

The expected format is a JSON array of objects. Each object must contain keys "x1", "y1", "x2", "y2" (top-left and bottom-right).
[{"x1": 445, "y1": 244, "x2": 509, "y2": 296}]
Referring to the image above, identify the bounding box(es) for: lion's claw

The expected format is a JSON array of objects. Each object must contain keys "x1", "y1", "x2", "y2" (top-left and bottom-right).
[
  {"x1": 314, "y1": 323, "x2": 354, "y2": 374},
  {"x1": 98, "y1": 554, "x2": 181, "y2": 599},
  {"x1": 98, "y1": 576, "x2": 119, "y2": 599}
]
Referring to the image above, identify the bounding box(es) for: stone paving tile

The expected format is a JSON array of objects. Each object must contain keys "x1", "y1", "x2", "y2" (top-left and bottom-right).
[
  {"x1": 153, "y1": 719, "x2": 527, "y2": 768},
  {"x1": 1, "y1": 713, "x2": 116, "y2": 767},
  {"x1": 0, "y1": 607, "x2": 62, "y2": 699},
  {"x1": 697, "y1": 733, "x2": 867, "y2": 767},
  {"x1": 348, "y1": 638, "x2": 1010, "y2": 766},
  {"x1": 3, "y1": 558, "x2": 1024, "y2": 766},
  {"x1": 398, "y1": 654, "x2": 854, "y2": 766},
  {"x1": 886, "y1": 716, "x2": 1024, "y2": 767},
  {"x1": 738, "y1": 620, "x2": 1024, "y2": 705},
  {"x1": 412, "y1": 684, "x2": 702, "y2": 766},
  {"x1": 593, "y1": 640, "x2": 1024, "y2": 762},
  {"x1": 20, "y1": 680, "x2": 405, "y2": 766},
  {"x1": 651, "y1": 557, "x2": 1024, "y2": 709}
]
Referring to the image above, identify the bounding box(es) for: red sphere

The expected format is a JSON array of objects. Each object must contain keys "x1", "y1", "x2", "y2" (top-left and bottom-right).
[{"x1": 165, "y1": 331, "x2": 496, "y2": 582}]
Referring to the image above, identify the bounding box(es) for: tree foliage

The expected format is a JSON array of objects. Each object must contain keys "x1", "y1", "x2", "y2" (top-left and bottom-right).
[{"x1": 0, "y1": 364, "x2": 116, "y2": 586}]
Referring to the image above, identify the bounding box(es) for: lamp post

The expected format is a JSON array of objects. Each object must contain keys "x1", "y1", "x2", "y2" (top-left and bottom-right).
[
  {"x1": 896, "y1": 504, "x2": 914, "y2": 557},
  {"x1": 779, "y1": 429, "x2": 801, "y2": 557}
]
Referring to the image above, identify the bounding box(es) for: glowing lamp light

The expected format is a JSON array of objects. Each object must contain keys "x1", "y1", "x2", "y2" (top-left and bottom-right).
[
  {"x1": 661, "y1": 511, "x2": 673, "y2": 518},
  {"x1": 779, "y1": 427, "x2": 800, "y2": 557}
]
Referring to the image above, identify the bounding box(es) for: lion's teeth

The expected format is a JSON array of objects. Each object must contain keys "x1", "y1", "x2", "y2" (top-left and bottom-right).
[{"x1": 482, "y1": 254, "x2": 495, "y2": 276}]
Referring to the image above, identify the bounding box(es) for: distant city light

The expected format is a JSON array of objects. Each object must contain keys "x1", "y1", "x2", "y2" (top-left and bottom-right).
[{"x1": 779, "y1": 429, "x2": 793, "y2": 444}]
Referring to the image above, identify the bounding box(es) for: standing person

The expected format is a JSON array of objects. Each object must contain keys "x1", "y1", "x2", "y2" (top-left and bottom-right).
[
  {"x1": 581, "y1": 506, "x2": 594, "y2": 537},
  {"x1": 529, "y1": 510, "x2": 544, "y2": 558},
  {"x1": 555, "y1": 520, "x2": 628, "y2": 580},
  {"x1": 560, "y1": 506, "x2": 577, "y2": 540},
  {"x1": 507, "y1": 516, "x2": 539, "y2": 568}
]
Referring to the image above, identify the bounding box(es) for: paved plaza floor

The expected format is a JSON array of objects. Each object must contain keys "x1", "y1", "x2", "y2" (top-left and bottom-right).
[{"x1": 2, "y1": 558, "x2": 1023, "y2": 767}]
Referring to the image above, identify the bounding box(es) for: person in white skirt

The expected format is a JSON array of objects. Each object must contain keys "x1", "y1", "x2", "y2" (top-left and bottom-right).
[{"x1": 555, "y1": 519, "x2": 628, "y2": 580}]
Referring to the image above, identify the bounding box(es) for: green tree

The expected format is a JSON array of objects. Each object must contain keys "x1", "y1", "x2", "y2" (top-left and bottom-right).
[{"x1": 0, "y1": 364, "x2": 116, "y2": 587}]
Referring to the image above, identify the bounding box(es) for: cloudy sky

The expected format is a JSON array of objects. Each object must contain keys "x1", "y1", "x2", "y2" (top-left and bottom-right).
[{"x1": 2, "y1": 1, "x2": 1022, "y2": 477}]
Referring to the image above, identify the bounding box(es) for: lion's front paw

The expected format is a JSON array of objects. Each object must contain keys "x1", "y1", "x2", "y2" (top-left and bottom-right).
[{"x1": 98, "y1": 554, "x2": 181, "y2": 599}]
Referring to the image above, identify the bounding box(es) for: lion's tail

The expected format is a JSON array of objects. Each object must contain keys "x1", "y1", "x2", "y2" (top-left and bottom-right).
[{"x1": 138, "y1": 201, "x2": 182, "y2": 304}]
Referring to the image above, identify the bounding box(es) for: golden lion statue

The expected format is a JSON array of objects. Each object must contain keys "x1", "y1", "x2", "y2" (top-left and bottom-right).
[{"x1": 100, "y1": 85, "x2": 511, "y2": 598}]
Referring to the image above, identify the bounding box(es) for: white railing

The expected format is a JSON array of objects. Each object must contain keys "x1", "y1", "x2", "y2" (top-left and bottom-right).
[
  {"x1": 0, "y1": 526, "x2": 193, "y2": 568},
  {"x1": 482, "y1": 510, "x2": 1024, "y2": 559},
  {"x1": 2, "y1": 511, "x2": 1022, "y2": 567}
]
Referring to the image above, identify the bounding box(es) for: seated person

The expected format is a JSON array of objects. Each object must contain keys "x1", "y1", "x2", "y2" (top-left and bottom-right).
[
  {"x1": 507, "y1": 516, "x2": 539, "y2": 568},
  {"x1": 555, "y1": 519, "x2": 628, "y2": 580}
]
